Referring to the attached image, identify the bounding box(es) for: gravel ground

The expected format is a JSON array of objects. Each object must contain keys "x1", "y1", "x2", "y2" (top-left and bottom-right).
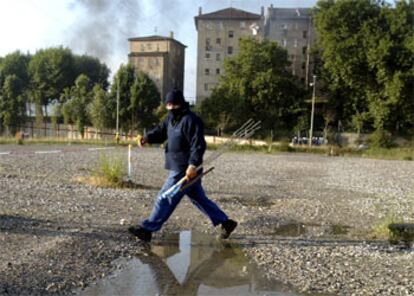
[{"x1": 0, "y1": 144, "x2": 413, "y2": 295}]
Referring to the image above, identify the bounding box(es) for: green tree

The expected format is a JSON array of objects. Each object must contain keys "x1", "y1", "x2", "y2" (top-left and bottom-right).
[
  {"x1": 109, "y1": 64, "x2": 135, "y2": 133},
  {"x1": 0, "y1": 51, "x2": 31, "y2": 92},
  {"x1": 200, "y1": 37, "x2": 308, "y2": 133},
  {"x1": 28, "y1": 47, "x2": 75, "y2": 120},
  {"x1": 363, "y1": 1, "x2": 414, "y2": 134},
  {"x1": 88, "y1": 84, "x2": 112, "y2": 131},
  {"x1": 0, "y1": 51, "x2": 31, "y2": 118},
  {"x1": 129, "y1": 71, "x2": 160, "y2": 131},
  {"x1": 314, "y1": 0, "x2": 414, "y2": 144},
  {"x1": 73, "y1": 54, "x2": 110, "y2": 90},
  {"x1": 0, "y1": 75, "x2": 26, "y2": 134},
  {"x1": 109, "y1": 64, "x2": 161, "y2": 133},
  {"x1": 61, "y1": 74, "x2": 93, "y2": 137},
  {"x1": 200, "y1": 87, "x2": 246, "y2": 132}
]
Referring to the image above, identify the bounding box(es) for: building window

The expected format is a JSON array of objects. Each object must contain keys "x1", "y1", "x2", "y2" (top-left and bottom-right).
[
  {"x1": 147, "y1": 43, "x2": 152, "y2": 50},
  {"x1": 204, "y1": 83, "x2": 208, "y2": 91},
  {"x1": 205, "y1": 38, "x2": 211, "y2": 51},
  {"x1": 302, "y1": 62, "x2": 306, "y2": 70},
  {"x1": 205, "y1": 68, "x2": 210, "y2": 76},
  {"x1": 140, "y1": 44, "x2": 145, "y2": 51},
  {"x1": 240, "y1": 21, "x2": 246, "y2": 29},
  {"x1": 216, "y1": 68, "x2": 220, "y2": 75},
  {"x1": 205, "y1": 53, "x2": 211, "y2": 59},
  {"x1": 156, "y1": 44, "x2": 160, "y2": 51},
  {"x1": 216, "y1": 38, "x2": 221, "y2": 45},
  {"x1": 282, "y1": 39, "x2": 287, "y2": 47},
  {"x1": 228, "y1": 30, "x2": 234, "y2": 38},
  {"x1": 282, "y1": 24, "x2": 288, "y2": 30},
  {"x1": 294, "y1": 39, "x2": 298, "y2": 48},
  {"x1": 216, "y1": 53, "x2": 221, "y2": 61},
  {"x1": 303, "y1": 30, "x2": 308, "y2": 39},
  {"x1": 227, "y1": 46, "x2": 233, "y2": 54},
  {"x1": 302, "y1": 46, "x2": 307, "y2": 55}
]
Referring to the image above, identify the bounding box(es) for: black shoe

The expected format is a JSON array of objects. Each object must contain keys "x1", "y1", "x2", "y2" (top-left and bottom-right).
[
  {"x1": 220, "y1": 219, "x2": 238, "y2": 239},
  {"x1": 128, "y1": 225, "x2": 152, "y2": 242}
]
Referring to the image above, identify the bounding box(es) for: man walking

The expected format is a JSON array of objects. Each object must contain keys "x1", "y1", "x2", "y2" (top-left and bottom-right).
[{"x1": 128, "y1": 89, "x2": 237, "y2": 242}]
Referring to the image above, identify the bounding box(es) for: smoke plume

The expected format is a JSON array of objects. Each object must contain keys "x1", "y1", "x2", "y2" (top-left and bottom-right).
[{"x1": 67, "y1": 0, "x2": 141, "y2": 63}]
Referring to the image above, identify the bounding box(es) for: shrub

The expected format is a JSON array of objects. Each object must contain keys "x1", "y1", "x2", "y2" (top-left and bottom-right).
[
  {"x1": 371, "y1": 213, "x2": 402, "y2": 240},
  {"x1": 369, "y1": 129, "x2": 393, "y2": 148},
  {"x1": 94, "y1": 154, "x2": 126, "y2": 186}
]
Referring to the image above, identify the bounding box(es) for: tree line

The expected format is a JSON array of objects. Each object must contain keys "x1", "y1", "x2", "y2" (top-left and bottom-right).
[{"x1": 0, "y1": 47, "x2": 161, "y2": 137}]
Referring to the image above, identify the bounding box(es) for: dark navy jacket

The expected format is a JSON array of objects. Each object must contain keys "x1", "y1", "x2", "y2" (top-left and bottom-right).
[{"x1": 145, "y1": 106, "x2": 206, "y2": 172}]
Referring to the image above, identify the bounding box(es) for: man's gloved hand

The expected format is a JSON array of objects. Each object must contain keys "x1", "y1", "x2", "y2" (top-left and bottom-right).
[{"x1": 185, "y1": 165, "x2": 198, "y2": 180}]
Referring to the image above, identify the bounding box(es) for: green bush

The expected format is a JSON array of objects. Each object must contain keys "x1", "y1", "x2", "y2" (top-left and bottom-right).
[
  {"x1": 369, "y1": 129, "x2": 393, "y2": 148},
  {"x1": 94, "y1": 154, "x2": 126, "y2": 186},
  {"x1": 371, "y1": 213, "x2": 402, "y2": 240},
  {"x1": 270, "y1": 142, "x2": 293, "y2": 152}
]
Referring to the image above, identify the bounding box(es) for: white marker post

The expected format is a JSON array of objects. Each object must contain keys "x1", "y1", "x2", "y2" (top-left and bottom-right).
[{"x1": 127, "y1": 144, "x2": 132, "y2": 181}]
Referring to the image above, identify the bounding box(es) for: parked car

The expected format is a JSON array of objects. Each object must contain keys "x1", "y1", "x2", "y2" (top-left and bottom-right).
[{"x1": 292, "y1": 136, "x2": 325, "y2": 146}]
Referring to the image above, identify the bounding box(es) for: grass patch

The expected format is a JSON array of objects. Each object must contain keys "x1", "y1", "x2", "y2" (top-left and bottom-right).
[
  {"x1": 92, "y1": 154, "x2": 127, "y2": 187},
  {"x1": 74, "y1": 176, "x2": 148, "y2": 189},
  {"x1": 361, "y1": 147, "x2": 414, "y2": 161},
  {"x1": 371, "y1": 213, "x2": 403, "y2": 240}
]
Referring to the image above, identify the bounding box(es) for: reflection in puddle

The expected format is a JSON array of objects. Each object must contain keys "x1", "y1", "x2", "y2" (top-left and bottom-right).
[{"x1": 79, "y1": 231, "x2": 303, "y2": 296}]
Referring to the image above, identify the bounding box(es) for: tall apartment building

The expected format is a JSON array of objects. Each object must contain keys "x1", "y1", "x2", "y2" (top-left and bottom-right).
[
  {"x1": 264, "y1": 6, "x2": 316, "y2": 86},
  {"x1": 194, "y1": 7, "x2": 263, "y2": 103},
  {"x1": 128, "y1": 33, "x2": 186, "y2": 101}
]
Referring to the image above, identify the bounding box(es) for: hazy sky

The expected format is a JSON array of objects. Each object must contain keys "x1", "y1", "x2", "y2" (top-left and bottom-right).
[{"x1": 0, "y1": 0, "x2": 318, "y2": 102}]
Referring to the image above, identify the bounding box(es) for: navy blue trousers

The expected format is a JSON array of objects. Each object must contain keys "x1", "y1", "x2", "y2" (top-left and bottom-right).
[{"x1": 140, "y1": 170, "x2": 228, "y2": 232}]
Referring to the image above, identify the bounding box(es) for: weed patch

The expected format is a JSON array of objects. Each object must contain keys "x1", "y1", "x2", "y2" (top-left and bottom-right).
[
  {"x1": 93, "y1": 154, "x2": 127, "y2": 187},
  {"x1": 371, "y1": 213, "x2": 403, "y2": 240}
]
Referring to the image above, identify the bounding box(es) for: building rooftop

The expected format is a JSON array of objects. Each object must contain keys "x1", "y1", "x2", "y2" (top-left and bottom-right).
[
  {"x1": 267, "y1": 7, "x2": 312, "y2": 18},
  {"x1": 128, "y1": 35, "x2": 187, "y2": 48},
  {"x1": 195, "y1": 7, "x2": 261, "y2": 29}
]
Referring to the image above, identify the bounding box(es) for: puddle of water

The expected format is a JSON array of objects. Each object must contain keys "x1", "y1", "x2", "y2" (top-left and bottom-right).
[
  {"x1": 270, "y1": 223, "x2": 350, "y2": 237},
  {"x1": 271, "y1": 223, "x2": 307, "y2": 236},
  {"x1": 78, "y1": 231, "x2": 304, "y2": 296}
]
